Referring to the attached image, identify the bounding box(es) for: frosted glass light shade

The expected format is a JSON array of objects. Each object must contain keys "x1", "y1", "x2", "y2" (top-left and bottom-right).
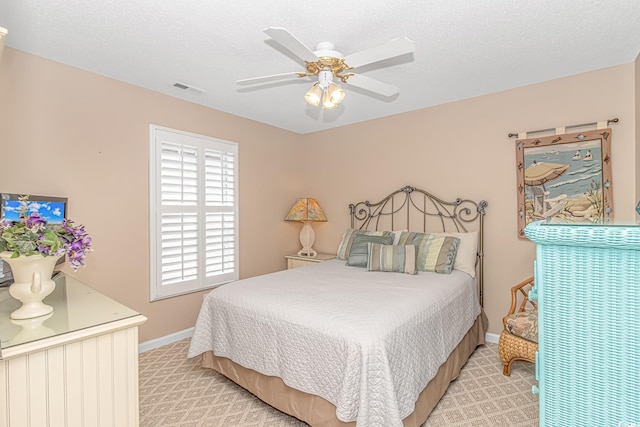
[
  {"x1": 304, "y1": 83, "x2": 322, "y2": 106},
  {"x1": 321, "y1": 90, "x2": 337, "y2": 110},
  {"x1": 327, "y1": 82, "x2": 345, "y2": 105}
]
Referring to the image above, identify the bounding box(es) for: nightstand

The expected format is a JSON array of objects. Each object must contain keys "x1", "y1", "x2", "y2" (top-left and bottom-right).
[{"x1": 285, "y1": 253, "x2": 336, "y2": 269}]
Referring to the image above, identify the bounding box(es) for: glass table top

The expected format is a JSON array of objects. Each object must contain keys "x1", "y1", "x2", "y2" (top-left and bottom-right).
[{"x1": 0, "y1": 273, "x2": 140, "y2": 350}]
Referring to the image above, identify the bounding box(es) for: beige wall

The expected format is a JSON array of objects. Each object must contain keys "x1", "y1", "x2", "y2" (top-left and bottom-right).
[
  {"x1": 302, "y1": 63, "x2": 638, "y2": 334},
  {"x1": 1, "y1": 47, "x2": 638, "y2": 341},
  {"x1": 0, "y1": 48, "x2": 303, "y2": 342}
]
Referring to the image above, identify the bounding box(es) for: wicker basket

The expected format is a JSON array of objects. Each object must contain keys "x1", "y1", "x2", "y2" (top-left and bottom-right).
[{"x1": 498, "y1": 330, "x2": 538, "y2": 376}]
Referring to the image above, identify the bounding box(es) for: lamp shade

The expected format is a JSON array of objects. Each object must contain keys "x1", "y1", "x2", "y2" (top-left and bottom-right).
[
  {"x1": 327, "y1": 82, "x2": 345, "y2": 105},
  {"x1": 321, "y1": 90, "x2": 338, "y2": 110},
  {"x1": 304, "y1": 83, "x2": 323, "y2": 107},
  {"x1": 284, "y1": 198, "x2": 327, "y2": 222}
]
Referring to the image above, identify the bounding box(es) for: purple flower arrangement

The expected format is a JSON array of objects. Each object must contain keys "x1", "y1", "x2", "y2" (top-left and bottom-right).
[{"x1": 0, "y1": 202, "x2": 92, "y2": 271}]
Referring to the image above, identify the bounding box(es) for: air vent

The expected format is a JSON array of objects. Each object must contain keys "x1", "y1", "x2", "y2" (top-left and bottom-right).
[{"x1": 171, "y1": 81, "x2": 206, "y2": 95}]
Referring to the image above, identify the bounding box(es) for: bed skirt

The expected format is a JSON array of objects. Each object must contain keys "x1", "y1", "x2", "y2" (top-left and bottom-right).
[{"x1": 201, "y1": 310, "x2": 488, "y2": 427}]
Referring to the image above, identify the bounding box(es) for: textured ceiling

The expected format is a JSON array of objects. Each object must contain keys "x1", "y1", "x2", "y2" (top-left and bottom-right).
[{"x1": 1, "y1": 1, "x2": 639, "y2": 134}]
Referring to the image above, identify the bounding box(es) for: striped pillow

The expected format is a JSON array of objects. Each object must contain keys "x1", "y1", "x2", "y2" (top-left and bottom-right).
[
  {"x1": 336, "y1": 229, "x2": 394, "y2": 260},
  {"x1": 367, "y1": 243, "x2": 417, "y2": 275},
  {"x1": 433, "y1": 231, "x2": 478, "y2": 277},
  {"x1": 345, "y1": 233, "x2": 394, "y2": 267},
  {"x1": 398, "y1": 231, "x2": 460, "y2": 273}
]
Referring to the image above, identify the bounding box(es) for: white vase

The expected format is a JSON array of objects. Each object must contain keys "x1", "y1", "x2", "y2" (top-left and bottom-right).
[
  {"x1": 10, "y1": 312, "x2": 55, "y2": 344},
  {"x1": 0, "y1": 252, "x2": 62, "y2": 319}
]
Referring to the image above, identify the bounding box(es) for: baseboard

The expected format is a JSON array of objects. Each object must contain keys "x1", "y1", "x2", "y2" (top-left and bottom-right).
[
  {"x1": 138, "y1": 327, "x2": 194, "y2": 354},
  {"x1": 485, "y1": 332, "x2": 500, "y2": 344}
]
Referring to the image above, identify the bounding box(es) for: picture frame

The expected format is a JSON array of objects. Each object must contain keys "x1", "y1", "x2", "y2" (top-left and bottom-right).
[{"x1": 515, "y1": 128, "x2": 613, "y2": 238}]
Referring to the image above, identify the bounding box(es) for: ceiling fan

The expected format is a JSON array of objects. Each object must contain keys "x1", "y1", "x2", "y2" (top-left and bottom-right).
[{"x1": 236, "y1": 27, "x2": 415, "y2": 110}]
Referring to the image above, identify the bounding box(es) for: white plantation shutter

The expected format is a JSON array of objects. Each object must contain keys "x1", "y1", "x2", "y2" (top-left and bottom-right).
[
  {"x1": 150, "y1": 126, "x2": 238, "y2": 300},
  {"x1": 204, "y1": 149, "x2": 236, "y2": 280}
]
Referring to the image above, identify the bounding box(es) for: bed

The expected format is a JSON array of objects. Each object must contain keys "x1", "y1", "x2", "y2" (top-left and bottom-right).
[{"x1": 188, "y1": 185, "x2": 488, "y2": 427}]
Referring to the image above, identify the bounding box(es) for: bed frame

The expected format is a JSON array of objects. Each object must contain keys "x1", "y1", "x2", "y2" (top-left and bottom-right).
[
  {"x1": 349, "y1": 185, "x2": 488, "y2": 305},
  {"x1": 201, "y1": 185, "x2": 488, "y2": 427}
]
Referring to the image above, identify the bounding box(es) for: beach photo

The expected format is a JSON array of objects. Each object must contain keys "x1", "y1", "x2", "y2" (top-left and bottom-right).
[
  {"x1": 2, "y1": 200, "x2": 66, "y2": 224},
  {"x1": 515, "y1": 129, "x2": 613, "y2": 238}
]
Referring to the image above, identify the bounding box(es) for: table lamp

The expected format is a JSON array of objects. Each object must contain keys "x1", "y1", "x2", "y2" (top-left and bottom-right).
[{"x1": 284, "y1": 198, "x2": 327, "y2": 257}]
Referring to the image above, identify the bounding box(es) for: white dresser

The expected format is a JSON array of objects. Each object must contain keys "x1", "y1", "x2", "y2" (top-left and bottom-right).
[{"x1": 0, "y1": 273, "x2": 147, "y2": 427}]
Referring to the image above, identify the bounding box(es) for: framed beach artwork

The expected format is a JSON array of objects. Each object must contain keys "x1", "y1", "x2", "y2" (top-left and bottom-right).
[{"x1": 515, "y1": 128, "x2": 613, "y2": 238}]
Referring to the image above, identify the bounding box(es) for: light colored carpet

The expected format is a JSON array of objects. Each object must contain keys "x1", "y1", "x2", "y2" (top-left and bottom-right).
[{"x1": 139, "y1": 339, "x2": 538, "y2": 427}]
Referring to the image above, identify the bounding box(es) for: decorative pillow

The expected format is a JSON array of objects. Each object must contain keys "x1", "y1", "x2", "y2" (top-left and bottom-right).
[
  {"x1": 398, "y1": 231, "x2": 460, "y2": 273},
  {"x1": 345, "y1": 233, "x2": 393, "y2": 267},
  {"x1": 366, "y1": 243, "x2": 417, "y2": 275},
  {"x1": 336, "y1": 228, "x2": 394, "y2": 260},
  {"x1": 389, "y1": 229, "x2": 408, "y2": 245},
  {"x1": 396, "y1": 231, "x2": 420, "y2": 245},
  {"x1": 433, "y1": 231, "x2": 479, "y2": 277}
]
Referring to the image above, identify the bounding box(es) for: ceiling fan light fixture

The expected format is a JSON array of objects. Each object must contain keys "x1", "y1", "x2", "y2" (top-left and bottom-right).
[
  {"x1": 304, "y1": 83, "x2": 323, "y2": 107},
  {"x1": 327, "y1": 82, "x2": 345, "y2": 105},
  {"x1": 240, "y1": 28, "x2": 415, "y2": 112},
  {"x1": 321, "y1": 90, "x2": 338, "y2": 110}
]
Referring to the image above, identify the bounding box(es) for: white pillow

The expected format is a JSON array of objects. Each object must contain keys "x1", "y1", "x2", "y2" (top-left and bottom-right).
[{"x1": 433, "y1": 231, "x2": 479, "y2": 278}]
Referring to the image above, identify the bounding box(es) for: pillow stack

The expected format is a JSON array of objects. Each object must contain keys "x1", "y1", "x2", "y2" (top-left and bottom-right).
[
  {"x1": 344, "y1": 232, "x2": 394, "y2": 267},
  {"x1": 336, "y1": 228, "x2": 463, "y2": 275},
  {"x1": 336, "y1": 229, "x2": 393, "y2": 261}
]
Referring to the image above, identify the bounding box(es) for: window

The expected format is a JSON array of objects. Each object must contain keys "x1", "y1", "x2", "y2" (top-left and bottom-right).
[{"x1": 149, "y1": 125, "x2": 238, "y2": 300}]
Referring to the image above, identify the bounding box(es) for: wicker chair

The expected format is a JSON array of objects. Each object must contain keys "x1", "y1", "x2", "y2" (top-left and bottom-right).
[{"x1": 498, "y1": 276, "x2": 538, "y2": 376}]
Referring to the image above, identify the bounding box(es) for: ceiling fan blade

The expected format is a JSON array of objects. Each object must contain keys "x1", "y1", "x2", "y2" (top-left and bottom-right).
[
  {"x1": 236, "y1": 72, "x2": 305, "y2": 85},
  {"x1": 344, "y1": 74, "x2": 399, "y2": 97},
  {"x1": 344, "y1": 37, "x2": 415, "y2": 69},
  {"x1": 263, "y1": 27, "x2": 319, "y2": 63}
]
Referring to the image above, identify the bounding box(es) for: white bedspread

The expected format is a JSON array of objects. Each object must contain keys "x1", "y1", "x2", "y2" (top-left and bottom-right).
[{"x1": 188, "y1": 259, "x2": 480, "y2": 427}]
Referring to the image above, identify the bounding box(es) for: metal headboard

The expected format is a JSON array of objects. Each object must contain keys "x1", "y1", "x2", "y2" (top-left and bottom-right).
[{"x1": 348, "y1": 185, "x2": 488, "y2": 306}]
